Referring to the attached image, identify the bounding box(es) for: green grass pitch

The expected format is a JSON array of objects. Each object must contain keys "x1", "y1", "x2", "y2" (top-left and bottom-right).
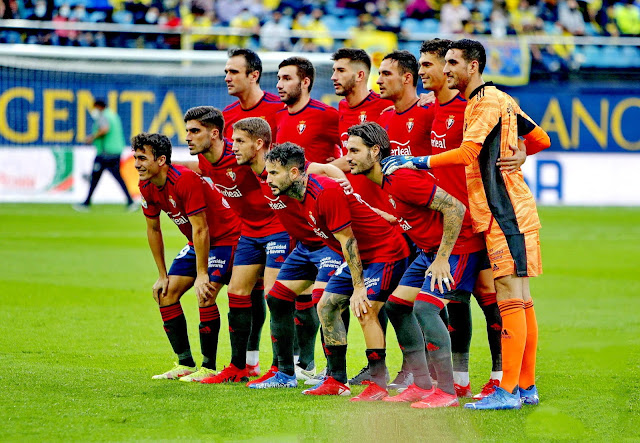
[{"x1": 0, "y1": 204, "x2": 639, "y2": 442}]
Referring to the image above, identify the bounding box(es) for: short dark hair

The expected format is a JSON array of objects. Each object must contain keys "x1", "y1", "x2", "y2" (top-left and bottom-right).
[
  {"x1": 94, "y1": 99, "x2": 106, "y2": 108},
  {"x1": 449, "y1": 38, "x2": 486, "y2": 74},
  {"x1": 331, "y1": 47, "x2": 372, "y2": 73},
  {"x1": 382, "y1": 50, "x2": 419, "y2": 87},
  {"x1": 420, "y1": 38, "x2": 453, "y2": 60},
  {"x1": 347, "y1": 122, "x2": 390, "y2": 161},
  {"x1": 233, "y1": 117, "x2": 272, "y2": 149},
  {"x1": 279, "y1": 56, "x2": 316, "y2": 92},
  {"x1": 131, "y1": 133, "x2": 172, "y2": 164},
  {"x1": 183, "y1": 106, "x2": 224, "y2": 138},
  {"x1": 264, "y1": 142, "x2": 306, "y2": 171},
  {"x1": 228, "y1": 48, "x2": 263, "y2": 83}
]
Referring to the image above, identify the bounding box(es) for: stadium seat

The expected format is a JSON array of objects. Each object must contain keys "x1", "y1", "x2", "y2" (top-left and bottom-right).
[
  {"x1": 600, "y1": 46, "x2": 624, "y2": 68},
  {"x1": 339, "y1": 16, "x2": 358, "y2": 29},
  {"x1": 621, "y1": 46, "x2": 640, "y2": 68},
  {"x1": 422, "y1": 18, "x2": 439, "y2": 33},
  {"x1": 112, "y1": 10, "x2": 133, "y2": 25},
  {"x1": 402, "y1": 18, "x2": 422, "y2": 34},
  {"x1": 87, "y1": 10, "x2": 107, "y2": 22},
  {"x1": 580, "y1": 45, "x2": 601, "y2": 68}
]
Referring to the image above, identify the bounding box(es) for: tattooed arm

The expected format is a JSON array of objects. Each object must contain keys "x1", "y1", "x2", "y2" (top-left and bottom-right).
[
  {"x1": 317, "y1": 292, "x2": 350, "y2": 346},
  {"x1": 333, "y1": 226, "x2": 370, "y2": 317},
  {"x1": 425, "y1": 186, "x2": 466, "y2": 293}
]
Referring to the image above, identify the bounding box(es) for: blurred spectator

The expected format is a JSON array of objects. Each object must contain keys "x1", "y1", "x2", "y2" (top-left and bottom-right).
[
  {"x1": 216, "y1": 0, "x2": 247, "y2": 25},
  {"x1": 260, "y1": 10, "x2": 291, "y2": 51},
  {"x1": 440, "y1": 0, "x2": 471, "y2": 34},
  {"x1": 510, "y1": 0, "x2": 537, "y2": 34},
  {"x1": 537, "y1": 0, "x2": 559, "y2": 23},
  {"x1": 26, "y1": 0, "x2": 56, "y2": 44},
  {"x1": 464, "y1": 9, "x2": 490, "y2": 34},
  {"x1": 405, "y1": 0, "x2": 435, "y2": 19},
  {"x1": 1, "y1": 0, "x2": 14, "y2": 19},
  {"x1": 27, "y1": 0, "x2": 52, "y2": 20},
  {"x1": 228, "y1": 7, "x2": 260, "y2": 48},
  {"x1": 158, "y1": 9, "x2": 181, "y2": 49},
  {"x1": 303, "y1": 8, "x2": 334, "y2": 52},
  {"x1": 142, "y1": 6, "x2": 160, "y2": 25},
  {"x1": 52, "y1": 4, "x2": 75, "y2": 46},
  {"x1": 182, "y1": 5, "x2": 217, "y2": 50},
  {"x1": 490, "y1": 2, "x2": 511, "y2": 37},
  {"x1": 558, "y1": 0, "x2": 586, "y2": 35},
  {"x1": 613, "y1": 0, "x2": 640, "y2": 36}
]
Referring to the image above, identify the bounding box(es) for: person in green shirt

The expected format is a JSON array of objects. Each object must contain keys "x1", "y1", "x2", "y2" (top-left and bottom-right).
[{"x1": 74, "y1": 99, "x2": 137, "y2": 212}]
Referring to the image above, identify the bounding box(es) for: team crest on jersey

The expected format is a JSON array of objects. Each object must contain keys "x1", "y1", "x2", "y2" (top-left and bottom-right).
[
  {"x1": 308, "y1": 211, "x2": 316, "y2": 225},
  {"x1": 168, "y1": 195, "x2": 176, "y2": 208},
  {"x1": 297, "y1": 121, "x2": 306, "y2": 134},
  {"x1": 226, "y1": 168, "x2": 236, "y2": 181},
  {"x1": 446, "y1": 115, "x2": 455, "y2": 129},
  {"x1": 406, "y1": 118, "x2": 414, "y2": 132},
  {"x1": 359, "y1": 111, "x2": 367, "y2": 123}
]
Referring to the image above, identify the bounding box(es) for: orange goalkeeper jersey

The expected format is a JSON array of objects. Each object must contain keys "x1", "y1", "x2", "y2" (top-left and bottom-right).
[{"x1": 430, "y1": 83, "x2": 549, "y2": 234}]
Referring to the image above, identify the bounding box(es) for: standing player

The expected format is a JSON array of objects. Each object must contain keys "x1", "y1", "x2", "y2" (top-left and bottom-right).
[
  {"x1": 184, "y1": 106, "x2": 293, "y2": 384},
  {"x1": 377, "y1": 50, "x2": 434, "y2": 157},
  {"x1": 265, "y1": 142, "x2": 410, "y2": 398},
  {"x1": 345, "y1": 122, "x2": 485, "y2": 407},
  {"x1": 382, "y1": 39, "x2": 551, "y2": 409},
  {"x1": 222, "y1": 48, "x2": 284, "y2": 378},
  {"x1": 275, "y1": 56, "x2": 340, "y2": 164},
  {"x1": 222, "y1": 48, "x2": 283, "y2": 140},
  {"x1": 230, "y1": 117, "x2": 349, "y2": 389},
  {"x1": 133, "y1": 133, "x2": 241, "y2": 382},
  {"x1": 418, "y1": 38, "x2": 509, "y2": 399}
]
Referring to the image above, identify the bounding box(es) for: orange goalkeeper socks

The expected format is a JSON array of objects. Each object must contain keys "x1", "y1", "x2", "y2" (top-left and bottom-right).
[
  {"x1": 520, "y1": 300, "x2": 538, "y2": 389},
  {"x1": 497, "y1": 299, "x2": 526, "y2": 393}
]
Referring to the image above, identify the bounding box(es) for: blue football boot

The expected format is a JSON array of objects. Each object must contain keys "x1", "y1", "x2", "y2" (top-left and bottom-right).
[
  {"x1": 248, "y1": 371, "x2": 298, "y2": 389},
  {"x1": 464, "y1": 386, "x2": 522, "y2": 410},
  {"x1": 519, "y1": 385, "x2": 539, "y2": 405}
]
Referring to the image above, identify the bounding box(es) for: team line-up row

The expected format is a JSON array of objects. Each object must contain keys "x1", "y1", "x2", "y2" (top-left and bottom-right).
[{"x1": 129, "y1": 38, "x2": 550, "y2": 410}]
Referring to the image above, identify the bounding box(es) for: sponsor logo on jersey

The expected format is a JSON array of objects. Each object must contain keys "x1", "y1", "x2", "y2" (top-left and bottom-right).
[
  {"x1": 168, "y1": 195, "x2": 176, "y2": 208},
  {"x1": 390, "y1": 140, "x2": 412, "y2": 156},
  {"x1": 359, "y1": 111, "x2": 367, "y2": 123},
  {"x1": 406, "y1": 118, "x2": 414, "y2": 132},
  {"x1": 226, "y1": 168, "x2": 236, "y2": 181},
  {"x1": 398, "y1": 217, "x2": 412, "y2": 232},
  {"x1": 141, "y1": 197, "x2": 148, "y2": 209},
  {"x1": 431, "y1": 131, "x2": 447, "y2": 150},
  {"x1": 388, "y1": 196, "x2": 396, "y2": 209},
  {"x1": 215, "y1": 183, "x2": 243, "y2": 198},
  {"x1": 308, "y1": 211, "x2": 316, "y2": 225},
  {"x1": 297, "y1": 120, "x2": 306, "y2": 134},
  {"x1": 446, "y1": 114, "x2": 455, "y2": 129},
  {"x1": 266, "y1": 195, "x2": 287, "y2": 210},
  {"x1": 221, "y1": 197, "x2": 231, "y2": 209},
  {"x1": 167, "y1": 211, "x2": 188, "y2": 225}
]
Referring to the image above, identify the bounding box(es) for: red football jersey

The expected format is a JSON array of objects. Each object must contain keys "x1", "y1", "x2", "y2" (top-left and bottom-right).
[
  {"x1": 140, "y1": 165, "x2": 241, "y2": 246},
  {"x1": 275, "y1": 99, "x2": 340, "y2": 164},
  {"x1": 430, "y1": 93, "x2": 469, "y2": 206},
  {"x1": 223, "y1": 91, "x2": 283, "y2": 141},
  {"x1": 300, "y1": 174, "x2": 409, "y2": 264},
  {"x1": 337, "y1": 91, "x2": 393, "y2": 157},
  {"x1": 337, "y1": 91, "x2": 397, "y2": 216},
  {"x1": 382, "y1": 169, "x2": 484, "y2": 254},
  {"x1": 255, "y1": 168, "x2": 325, "y2": 248},
  {"x1": 378, "y1": 101, "x2": 435, "y2": 157},
  {"x1": 197, "y1": 140, "x2": 285, "y2": 238}
]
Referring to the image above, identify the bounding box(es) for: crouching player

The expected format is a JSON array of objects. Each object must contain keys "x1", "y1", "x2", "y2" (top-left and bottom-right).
[
  {"x1": 265, "y1": 142, "x2": 410, "y2": 397},
  {"x1": 347, "y1": 122, "x2": 485, "y2": 407},
  {"x1": 134, "y1": 133, "x2": 241, "y2": 381}
]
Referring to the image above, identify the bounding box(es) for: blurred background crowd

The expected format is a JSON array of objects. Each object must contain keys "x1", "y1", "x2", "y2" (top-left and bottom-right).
[{"x1": 0, "y1": 0, "x2": 638, "y2": 75}]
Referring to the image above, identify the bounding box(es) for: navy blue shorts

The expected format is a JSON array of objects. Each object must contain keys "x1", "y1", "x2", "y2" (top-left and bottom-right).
[
  {"x1": 168, "y1": 244, "x2": 236, "y2": 284},
  {"x1": 325, "y1": 257, "x2": 409, "y2": 302},
  {"x1": 277, "y1": 242, "x2": 343, "y2": 283},
  {"x1": 399, "y1": 250, "x2": 484, "y2": 301},
  {"x1": 233, "y1": 231, "x2": 292, "y2": 268}
]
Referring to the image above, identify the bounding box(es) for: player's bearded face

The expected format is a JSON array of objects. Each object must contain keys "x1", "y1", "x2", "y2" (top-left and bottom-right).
[
  {"x1": 444, "y1": 49, "x2": 469, "y2": 92},
  {"x1": 377, "y1": 59, "x2": 402, "y2": 100},
  {"x1": 231, "y1": 129, "x2": 256, "y2": 165},
  {"x1": 225, "y1": 56, "x2": 250, "y2": 96},
  {"x1": 279, "y1": 80, "x2": 302, "y2": 106},
  {"x1": 265, "y1": 161, "x2": 293, "y2": 196},
  {"x1": 332, "y1": 61, "x2": 356, "y2": 96},
  {"x1": 185, "y1": 121, "x2": 212, "y2": 155},
  {"x1": 346, "y1": 136, "x2": 376, "y2": 175}
]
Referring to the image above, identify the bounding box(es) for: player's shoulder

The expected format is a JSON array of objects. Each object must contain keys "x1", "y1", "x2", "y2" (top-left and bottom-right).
[
  {"x1": 167, "y1": 164, "x2": 197, "y2": 186},
  {"x1": 308, "y1": 99, "x2": 337, "y2": 113},
  {"x1": 307, "y1": 173, "x2": 340, "y2": 196},
  {"x1": 139, "y1": 178, "x2": 153, "y2": 192},
  {"x1": 223, "y1": 100, "x2": 241, "y2": 113},
  {"x1": 387, "y1": 168, "x2": 434, "y2": 186},
  {"x1": 263, "y1": 91, "x2": 282, "y2": 104}
]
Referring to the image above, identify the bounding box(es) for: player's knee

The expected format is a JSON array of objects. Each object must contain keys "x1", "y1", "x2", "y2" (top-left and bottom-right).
[{"x1": 356, "y1": 308, "x2": 381, "y2": 327}]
